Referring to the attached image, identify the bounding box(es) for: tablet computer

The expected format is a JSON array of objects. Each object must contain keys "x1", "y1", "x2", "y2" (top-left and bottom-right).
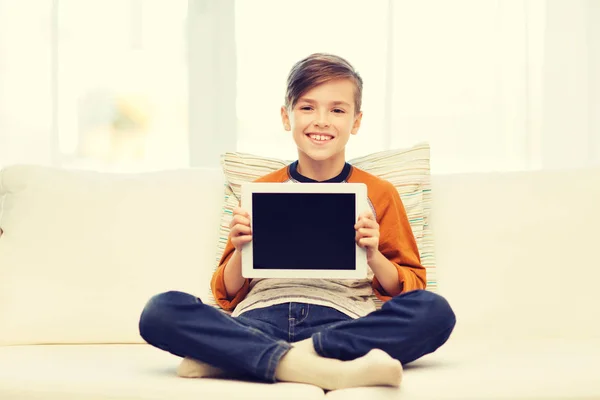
[{"x1": 240, "y1": 182, "x2": 368, "y2": 279}]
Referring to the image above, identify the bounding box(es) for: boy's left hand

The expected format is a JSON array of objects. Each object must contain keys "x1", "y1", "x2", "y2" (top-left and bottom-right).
[{"x1": 355, "y1": 211, "x2": 380, "y2": 260}]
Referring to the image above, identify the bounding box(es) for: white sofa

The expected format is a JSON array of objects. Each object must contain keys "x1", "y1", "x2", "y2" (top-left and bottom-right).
[{"x1": 0, "y1": 164, "x2": 598, "y2": 400}]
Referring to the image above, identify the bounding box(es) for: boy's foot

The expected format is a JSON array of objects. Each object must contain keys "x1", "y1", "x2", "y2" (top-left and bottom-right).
[
  {"x1": 177, "y1": 357, "x2": 228, "y2": 379},
  {"x1": 338, "y1": 349, "x2": 403, "y2": 389},
  {"x1": 275, "y1": 347, "x2": 402, "y2": 390}
]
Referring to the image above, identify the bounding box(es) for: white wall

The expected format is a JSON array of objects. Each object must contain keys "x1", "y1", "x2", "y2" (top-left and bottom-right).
[
  {"x1": 0, "y1": 0, "x2": 54, "y2": 167},
  {"x1": 389, "y1": 0, "x2": 530, "y2": 173},
  {"x1": 187, "y1": 0, "x2": 237, "y2": 168},
  {"x1": 386, "y1": 0, "x2": 600, "y2": 173},
  {"x1": 539, "y1": 0, "x2": 598, "y2": 170},
  {"x1": 588, "y1": 0, "x2": 600, "y2": 165}
]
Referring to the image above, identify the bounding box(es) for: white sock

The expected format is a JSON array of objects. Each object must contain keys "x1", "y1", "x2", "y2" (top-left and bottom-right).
[
  {"x1": 277, "y1": 342, "x2": 402, "y2": 390},
  {"x1": 177, "y1": 357, "x2": 230, "y2": 379}
]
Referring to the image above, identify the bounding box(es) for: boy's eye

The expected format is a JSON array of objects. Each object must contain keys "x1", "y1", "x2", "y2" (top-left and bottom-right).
[
  {"x1": 333, "y1": 108, "x2": 345, "y2": 114},
  {"x1": 300, "y1": 106, "x2": 313, "y2": 111}
]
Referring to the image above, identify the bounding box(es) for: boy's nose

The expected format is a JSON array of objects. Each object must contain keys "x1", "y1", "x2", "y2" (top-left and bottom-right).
[{"x1": 314, "y1": 115, "x2": 331, "y2": 128}]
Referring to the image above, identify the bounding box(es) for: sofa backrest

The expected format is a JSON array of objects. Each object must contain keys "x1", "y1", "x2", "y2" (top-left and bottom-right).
[
  {"x1": 1, "y1": 164, "x2": 598, "y2": 345},
  {"x1": 431, "y1": 167, "x2": 600, "y2": 340},
  {"x1": 0, "y1": 165, "x2": 225, "y2": 345}
]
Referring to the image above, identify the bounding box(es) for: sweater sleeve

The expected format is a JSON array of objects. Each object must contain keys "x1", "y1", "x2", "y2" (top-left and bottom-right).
[
  {"x1": 210, "y1": 234, "x2": 251, "y2": 311},
  {"x1": 371, "y1": 182, "x2": 426, "y2": 300}
]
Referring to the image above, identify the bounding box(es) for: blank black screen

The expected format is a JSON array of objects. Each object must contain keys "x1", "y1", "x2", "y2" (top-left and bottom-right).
[{"x1": 252, "y1": 193, "x2": 356, "y2": 270}]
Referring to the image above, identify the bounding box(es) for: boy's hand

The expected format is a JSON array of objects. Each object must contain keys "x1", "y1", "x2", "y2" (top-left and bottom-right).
[
  {"x1": 355, "y1": 211, "x2": 380, "y2": 260},
  {"x1": 229, "y1": 207, "x2": 252, "y2": 251}
]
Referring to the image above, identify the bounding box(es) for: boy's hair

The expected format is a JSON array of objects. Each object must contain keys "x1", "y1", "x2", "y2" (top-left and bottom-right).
[{"x1": 285, "y1": 53, "x2": 363, "y2": 115}]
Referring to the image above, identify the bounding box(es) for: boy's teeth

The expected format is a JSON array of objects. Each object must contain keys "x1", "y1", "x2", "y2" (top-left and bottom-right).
[{"x1": 310, "y1": 134, "x2": 331, "y2": 141}]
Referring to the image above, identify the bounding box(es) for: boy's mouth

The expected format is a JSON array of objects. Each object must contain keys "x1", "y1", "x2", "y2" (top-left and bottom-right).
[{"x1": 306, "y1": 133, "x2": 334, "y2": 143}]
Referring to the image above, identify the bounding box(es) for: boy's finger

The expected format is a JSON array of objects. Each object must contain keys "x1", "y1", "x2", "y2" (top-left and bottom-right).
[
  {"x1": 230, "y1": 215, "x2": 251, "y2": 228},
  {"x1": 355, "y1": 219, "x2": 377, "y2": 230},
  {"x1": 359, "y1": 237, "x2": 377, "y2": 248},
  {"x1": 236, "y1": 214, "x2": 251, "y2": 225},
  {"x1": 355, "y1": 218, "x2": 368, "y2": 229},
  {"x1": 366, "y1": 219, "x2": 379, "y2": 229},
  {"x1": 359, "y1": 211, "x2": 375, "y2": 220},
  {"x1": 355, "y1": 230, "x2": 377, "y2": 240},
  {"x1": 356, "y1": 235, "x2": 364, "y2": 247},
  {"x1": 231, "y1": 225, "x2": 252, "y2": 236},
  {"x1": 233, "y1": 207, "x2": 250, "y2": 217},
  {"x1": 237, "y1": 235, "x2": 252, "y2": 243},
  {"x1": 357, "y1": 219, "x2": 372, "y2": 229},
  {"x1": 358, "y1": 228, "x2": 379, "y2": 237}
]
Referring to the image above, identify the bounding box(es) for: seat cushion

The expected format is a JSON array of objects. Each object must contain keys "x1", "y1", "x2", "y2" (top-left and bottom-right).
[
  {"x1": 430, "y1": 168, "x2": 600, "y2": 342},
  {"x1": 2, "y1": 340, "x2": 598, "y2": 400},
  {"x1": 325, "y1": 338, "x2": 600, "y2": 400},
  {"x1": 0, "y1": 344, "x2": 325, "y2": 400}
]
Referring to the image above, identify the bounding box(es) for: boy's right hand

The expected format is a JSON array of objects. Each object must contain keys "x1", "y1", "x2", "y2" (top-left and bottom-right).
[{"x1": 229, "y1": 207, "x2": 252, "y2": 251}]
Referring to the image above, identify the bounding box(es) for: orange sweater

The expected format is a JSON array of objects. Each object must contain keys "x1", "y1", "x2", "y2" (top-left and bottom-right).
[{"x1": 211, "y1": 163, "x2": 426, "y2": 313}]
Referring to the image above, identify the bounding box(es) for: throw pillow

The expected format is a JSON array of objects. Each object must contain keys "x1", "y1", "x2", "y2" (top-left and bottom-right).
[{"x1": 207, "y1": 142, "x2": 436, "y2": 311}]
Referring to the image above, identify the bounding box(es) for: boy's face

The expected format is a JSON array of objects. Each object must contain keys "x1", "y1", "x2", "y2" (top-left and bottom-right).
[{"x1": 281, "y1": 79, "x2": 362, "y2": 164}]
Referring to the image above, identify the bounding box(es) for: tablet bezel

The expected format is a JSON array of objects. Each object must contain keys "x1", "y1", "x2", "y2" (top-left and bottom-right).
[{"x1": 240, "y1": 182, "x2": 368, "y2": 279}]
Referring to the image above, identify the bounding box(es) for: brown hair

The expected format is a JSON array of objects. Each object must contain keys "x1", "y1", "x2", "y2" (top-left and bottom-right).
[{"x1": 284, "y1": 53, "x2": 363, "y2": 115}]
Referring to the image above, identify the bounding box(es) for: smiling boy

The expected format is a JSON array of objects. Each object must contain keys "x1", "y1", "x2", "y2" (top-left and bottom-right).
[{"x1": 139, "y1": 53, "x2": 456, "y2": 390}]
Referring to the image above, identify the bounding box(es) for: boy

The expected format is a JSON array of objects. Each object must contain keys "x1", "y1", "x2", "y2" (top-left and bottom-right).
[{"x1": 139, "y1": 53, "x2": 456, "y2": 391}]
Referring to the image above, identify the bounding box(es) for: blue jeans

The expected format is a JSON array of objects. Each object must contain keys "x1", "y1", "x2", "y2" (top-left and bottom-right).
[{"x1": 139, "y1": 289, "x2": 456, "y2": 383}]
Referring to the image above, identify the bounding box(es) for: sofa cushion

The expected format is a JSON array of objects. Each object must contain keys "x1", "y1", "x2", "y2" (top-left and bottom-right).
[
  {"x1": 430, "y1": 167, "x2": 600, "y2": 341},
  {"x1": 0, "y1": 166, "x2": 225, "y2": 345},
  {"x1": 324, "y1": 338, "x2": 600, "y2": 400},
  {"x1": 207, "y1": 143, "x2": 435, "y2": 310},
  {"x1": 1, "y1": 340, "x2": 598, "y2": 400},
  {"x1": 0, "y1": 344, "x2": 325, "y2": 400}
]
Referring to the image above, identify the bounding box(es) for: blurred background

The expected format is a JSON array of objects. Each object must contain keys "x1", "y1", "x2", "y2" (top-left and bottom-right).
[{"x1": 0, "y1": 0, "x2": 598, "y2": 174}]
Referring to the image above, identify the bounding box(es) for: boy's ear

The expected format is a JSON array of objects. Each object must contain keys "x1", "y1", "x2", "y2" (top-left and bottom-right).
[
  {"x1": 281, "y1": 106, "x2": 291, "y2": 131},
  {"x1": 351, "y1": 111, "x2": 363, "y2": 135}
]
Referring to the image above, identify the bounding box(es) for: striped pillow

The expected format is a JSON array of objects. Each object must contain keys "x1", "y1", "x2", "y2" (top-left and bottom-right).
[{"x1": 208, "y1": 142, "x2": 435, "y2": 310}]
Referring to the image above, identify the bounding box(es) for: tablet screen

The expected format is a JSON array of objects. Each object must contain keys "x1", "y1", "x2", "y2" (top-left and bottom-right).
[{"x1": 252, "y1": 193, "x2": 356, "y2": 270}]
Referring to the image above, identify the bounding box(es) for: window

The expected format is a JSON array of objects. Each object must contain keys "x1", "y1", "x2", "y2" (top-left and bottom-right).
[
  {"x1": 57, "y1": 0, "x2": 189, "y2": 172},
  {"x1": 2, "y1": 1, "x2": 598, "y2": 173},
  {"x1": 0, "y1": 1, "x2": 54, "y2": 166}
]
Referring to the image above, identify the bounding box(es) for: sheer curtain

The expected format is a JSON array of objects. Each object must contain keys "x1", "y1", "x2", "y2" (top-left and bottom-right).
[
  {"x1": 0, "y1": 0, "x2": 54, "y2": 167},
  {"x1": 388, "y1": 0, "x2": 600, "y2": 172},
  {"x1": 0, "y1": 0, "x2": 190, "y2": 172},
  {"x1": 1, "y1": 0, "x2": 599, "y2": 173},
  {"x1": 234, "y1": 0, "x2": 600, "y2": 173},
  {"x1": 55, "y1": 0, "x2": 190, "y2": 171}
]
